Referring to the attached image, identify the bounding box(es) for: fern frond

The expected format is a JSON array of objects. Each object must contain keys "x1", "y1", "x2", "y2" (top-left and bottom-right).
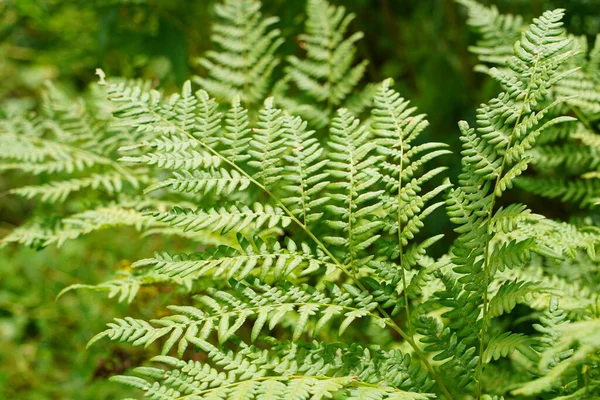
[
  {"x1": 489, "y1": 204, "x2": 543, "y2": 233},
  {"x1": 10, "y1": 172, "x2": 136, "y2": 203},
  {"x1": 148, "y1": 203, "x2": 291, "y2": 235},
  {"x1": 514, "y1": 319, "x2": 600, "y2": 397},
  {"x1": 113, "y1": 352, "x2": 432, "y2": 400},
  {"x1": 1, "y1": 203, "x2": 154, "y2": 248},
  {"x1": 324, "y1": 108, "x2": 383, "y2": 274},
  {"x1": 221, "y1": 96, "x2": 251, "y2": 163},
  {"x1": 285, "y1": 0, "x2": 368, "y2": 113},
  {"x1": 521, "y1": 218, "x2": 599, "y2": 259},
  {"x1": 39, "y1": 82, "x2": 121, "y2": 150},
  {"x1": 109, "y1": 338, "x2": 436, "y2": 399},
  {"x1": 572, "y1": 126, "x2": 600, "y2": 150},
  {"x1": 272, "y1": 77, "x2": 331, "y2": 129},
  {"x1": 515, "y1": 176, "x2": 600, "y2": 207},
  {"x1": 444, "y1": 9, "x2": 582, "y2": 397},
  {"x1": 487, "y1": 280, "x2": 549, "y2": 320},
  {"x1": 482, "y1": 332, "x2": 536, "y2": 363},
  {"x1": 144, "y1": 168, "x2": 251, "y2": 197},
  {"x1": 247, "y1": 98, "x2": 288, "y2": 188},
  {"x1": 496, "y1": 264, "x2": 598, "y2": 316},
  {"x1": 132, "y1": 235, "x2": 335, "y2": 281},
  {"x1": 57, "y1": 270, "x2": 193, "y2": 304},
  {"x1": 279, "y1": 114, "x2": 330, "y2": 226},
  {"x1": 528, "y1": 142, "x2": 600, "y2": 171},
  {"x1": 415, "y1": 312, "x2": 479, "y2": 390},
  {"x1": 193, "y1": 0, "x2": 283, "y2": 107},
  {"x1": 533, "y1": 297, "x2": 570, "y2": 351},
  {"x1": 458, "y1": 0, "x2": 600, "y2": 219},
  {"x1": 372, "y1": 79, "x2": 451, "y2": 246},
  {"x1": 365, "y1": 78, "x2": 453, "y2": 326},
  {"x1": 556, "y1": 70, "x2": 600, "y2": 118},
  {"x1": 120, "y1": 146, "x2": 221, "y2": 171},
  {"x1": 0, "y1": 111, "x2": 141, "y2": 202},
  {"x1": 456, "y1": 0, "x2": 523, "y2": 69},
  {"x1": 90, "y1": 279, "x2": 378, "y2": 353},
  {"x1": 0, "y1": 126, "x2": 106, "y2": 172}
]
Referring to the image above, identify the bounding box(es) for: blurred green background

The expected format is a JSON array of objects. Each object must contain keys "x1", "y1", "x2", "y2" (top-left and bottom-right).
[{"x1": 1, "y1": 0, "x2": 599, "y2": 398}]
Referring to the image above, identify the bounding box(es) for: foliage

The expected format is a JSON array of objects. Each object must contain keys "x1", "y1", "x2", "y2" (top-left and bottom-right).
[
  {"x1": 2, "y1": 0, "x2": 600, "y2": 399},
  {"x1": 458, "y1": 0, "x2": 600, "y2": 211}
]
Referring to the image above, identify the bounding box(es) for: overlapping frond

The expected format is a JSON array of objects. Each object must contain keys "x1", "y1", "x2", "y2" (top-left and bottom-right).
[
  {"x1": 0, "y1": 99, "x2": 141, "y2": 203},
  {"x1": 369, "y1": 79, "x2": 451, "y2": 295},
  {"x1": 110, "y1": 341, "x2": 434, "y2": 400},
  {"x1": 555, "y1": 35, "x2": 600, "y2": 118},
  {"x1": 495, "y1": 263, "x2": 599, "y2": 317},
  {"x1": 482, "y1": 332, "x2": 536, "y2": 363},
  {"x1": 282, "y1": 0, "x2": 368, "y2": 127},
  {"x1": 193, "y1": 0, "x2": 283, "y2": 107},
  {"x1": 414, "y1": 272, "x2": 480, "y2": 390},
  {"x1": 279, "y1": 114, "x2": 330, "y2": 226},
  {"x1": 131, "y1": 235, "x2": 335, "y2": 281},
  {"x1": 91, "y1": 279, "x2": 378, "y2": 351},
  {"x1": 515, "y1": 176, "x2": 600, "y2": 208},
  {"x1": 514, "y1": 319, "x2": 600, "y2": 397},
  {"x1": 0, "y1": 199, "x2": 213, "y2": 249},
  {"x1": 458, "y1": 0, "x2": 600, "y2": 217},
  {"x1": 438, "y1": 8, "x2": 589, "y2": 397},
  {"x1": 58, "y1": 269, "x2": 194, "y2": 304},
  {"x1": 323, "y1": 108, "x2": 383, "y2": 274},
  {"x1": 456, "y1": 0, "x2": 523, "y2": 70}
]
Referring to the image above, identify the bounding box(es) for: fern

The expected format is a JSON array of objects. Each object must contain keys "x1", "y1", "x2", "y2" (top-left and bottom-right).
[
  {"x1": 274, "y1": 0, "x2": 370, "y2": 128},
  {"x1": 131, "y1": 236, "x2": 336, "y2": 281},
  {"x1": 441, "y1": 7, "x2": 591, "y2": 397},
  {"x1": 193, "y1": 0, "x2": 283, "y2": 107},
  {"x1": 3, "y1": 1, "x2": 600, "y2": 399},
  {"x1": 0, "y1": 83, "x2": 162, "y2": 249},
  {"x1": 110, "y1": 341, "x2": 435, "y2": 400},
  {"x1": 82, "y1": 67, "x2": 458, "y2": 397},
  {"x1": 514, "y1": 318, "x2": 600, "y2": 397},
  {"x1": 458, "y1": 0, "x2": 600, "y2": 211},
  {"x1": 58, "y1": 269, "x2": 194, "y2": 304},
  {"x1": 456, "y1": 0, "x2": 523, "y2": 71},
  {"x1": 285, "y1": 0, "x2": 368, "y2": 109}
]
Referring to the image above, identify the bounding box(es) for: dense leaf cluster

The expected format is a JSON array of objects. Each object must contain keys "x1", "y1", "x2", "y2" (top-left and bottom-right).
[{"x1": 2, "y1": 0, "x2": 600, "y2": 399}]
